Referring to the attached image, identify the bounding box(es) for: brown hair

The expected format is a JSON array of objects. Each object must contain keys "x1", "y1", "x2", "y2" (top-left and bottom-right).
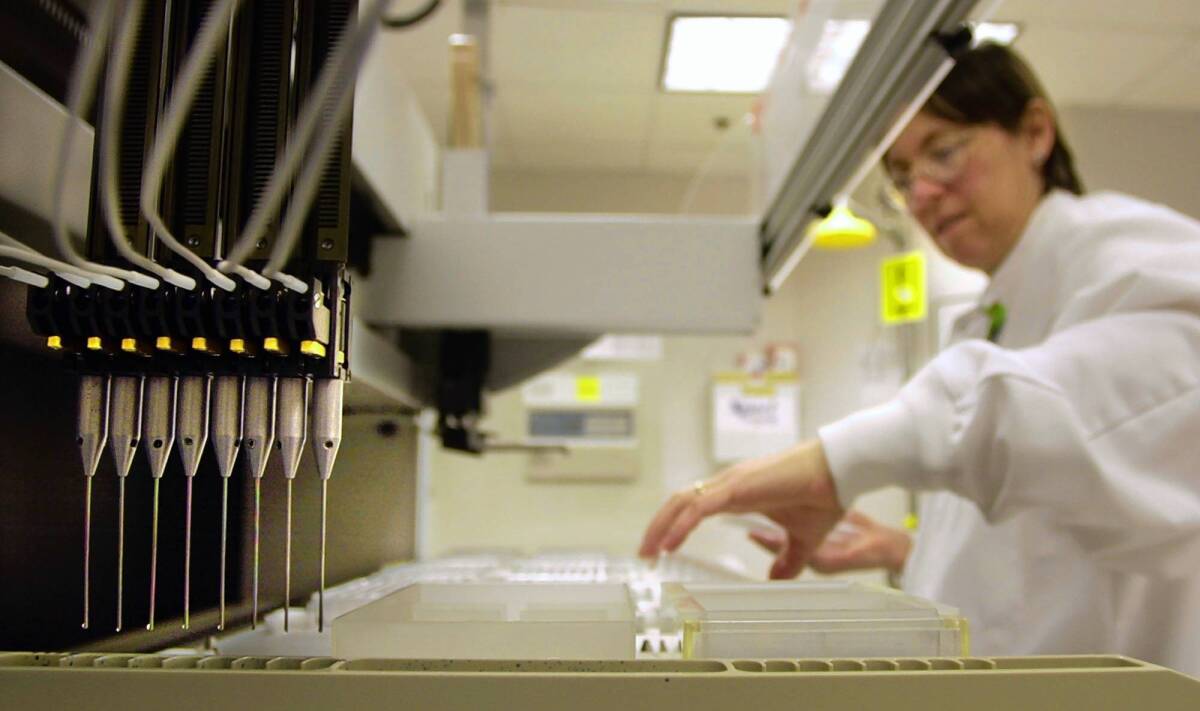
[{"x1": 923, "y1": 42, "x2": 1084, "y2": 195}]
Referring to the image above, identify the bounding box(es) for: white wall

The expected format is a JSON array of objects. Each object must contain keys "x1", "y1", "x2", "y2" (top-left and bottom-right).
[{"x1": 1060, "y1": 106, "x2": 1200, "y2": 220}]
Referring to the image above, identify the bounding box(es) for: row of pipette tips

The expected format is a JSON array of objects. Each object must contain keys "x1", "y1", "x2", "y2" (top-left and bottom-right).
[{"x1": 77, "y1": 372, "x2": 343, "y2": 635}]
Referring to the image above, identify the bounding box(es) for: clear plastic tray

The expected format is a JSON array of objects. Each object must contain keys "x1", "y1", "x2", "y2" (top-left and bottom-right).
[
  {"x1": 331, "y1": 582, "x2": 637, "y2": 660},
  {"x1": 667, "y1": 581, "x2": 966, "y2": 659}
]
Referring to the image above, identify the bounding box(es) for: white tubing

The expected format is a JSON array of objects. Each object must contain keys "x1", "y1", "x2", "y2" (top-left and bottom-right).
[
  {"x1": 139, "y1": 0, "x2": 242, "y2": 292},
  {"x1": 0, "y1": 265, "x2": 52, "y2": 289},
  {"x1": 48, "y1": 0, "x2": 148, "y2": 291},
  {"x1": 99, "y1": 0, "x2": 193, "y2": 291}
]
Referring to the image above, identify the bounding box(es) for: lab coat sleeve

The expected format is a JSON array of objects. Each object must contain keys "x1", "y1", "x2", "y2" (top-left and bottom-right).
[{"x1": 819, "y1": 263, "x2": 1200, "y2": 577}]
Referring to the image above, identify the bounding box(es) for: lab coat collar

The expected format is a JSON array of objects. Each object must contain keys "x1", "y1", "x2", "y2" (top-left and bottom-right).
[{"x1": 980, "y1": 190, "x2": 1073, "y2": 307}]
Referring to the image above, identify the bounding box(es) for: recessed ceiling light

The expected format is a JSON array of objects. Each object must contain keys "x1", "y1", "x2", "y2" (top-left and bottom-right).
[{"x1": 662, "y1": 16, "x2": 792, "y2": 93}]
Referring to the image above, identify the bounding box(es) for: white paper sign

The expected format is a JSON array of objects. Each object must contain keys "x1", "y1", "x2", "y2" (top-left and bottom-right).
[{"x1": 712, "y1": 380, "x2": 801, "y2": 463}]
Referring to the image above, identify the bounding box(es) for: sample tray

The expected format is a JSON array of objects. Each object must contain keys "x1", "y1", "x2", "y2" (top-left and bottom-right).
[
  {"x1": 667, "y1": 581, "x2": 966, "y2": 659},
  {"x1": 332, "y1": 582, "x2": 636, "y2": 660}
]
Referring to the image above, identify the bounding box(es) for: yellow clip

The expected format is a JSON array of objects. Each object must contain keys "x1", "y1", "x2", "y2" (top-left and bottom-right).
[
  {"x1": 263, "y1": 337, "x2": 287, "y2": 355},
  {"x1": 192, "y1": 336, "x2": 219, "y2": 355},
  {"x1": 300, "y1": 340, "x2": 326, "y2": 358},
  {"x1": 336, "y1": 350, "x2": 346, "y2": 365},
  {"x1": 903, "y1": 513, "x2": 920, "y2": 531},
  {"x1": 229, "y1": 338, "x2": 247, "y2": 355},
  {"x1": 120, "y1": 338, "x2": 139, "y2": 354},
  {"x1": 86, "y1": 336, "x2": 103, "y2": 352},
  {"x1": 159, "y1": 333, "x2": 187, "y2": 353},
  {"x1": 46, "y1": 335, "x2": 63, "y2": 351}
]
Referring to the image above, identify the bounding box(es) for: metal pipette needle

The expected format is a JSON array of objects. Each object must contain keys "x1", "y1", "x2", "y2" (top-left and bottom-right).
[
  {"x1": 175, "y1": 374, "x2": 210, "y2": 630},
  {"x1": 275, "y1": 377, "x2": 309, "y2": 632},
  {"x1": 211, "y1": 374, "x2": 244, "y2": 631},
  {"x1": 77, "y1": 374, "x2": 111, "y2": 630},
  {"x1": 310, "y1": 377, "x2": 344, "y2": 633},
  {"x1": 243, "y1": 376, "x2": 277, "y2": 629},
  {"x1": 142, "y1": 375, "x2": 177, "y2": 630},
  {"x1": 108, "y1": 375, "x2": 144, "y2": 633}
]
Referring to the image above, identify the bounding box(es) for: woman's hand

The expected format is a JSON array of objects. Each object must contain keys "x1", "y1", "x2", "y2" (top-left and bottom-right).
[
  {"x1": 748, "y1": 510, "x2": 912, "y2": 577},
  {"x1": 638, "y1": 440, "x2": 845, "y2": 579}
]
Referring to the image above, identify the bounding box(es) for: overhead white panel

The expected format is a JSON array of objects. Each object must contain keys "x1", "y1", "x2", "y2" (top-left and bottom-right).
[
  {"x1": 491, "y1": 5, "x2": 664, "y2": 90},
  {"x1": 357, "y1": 215, "x2": 763, "y2": 334}
]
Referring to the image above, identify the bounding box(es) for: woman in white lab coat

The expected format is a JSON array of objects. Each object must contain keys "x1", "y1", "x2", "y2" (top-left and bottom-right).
[{"x1": 639, "y1": 43, "x2": 1200, "y2": 675}]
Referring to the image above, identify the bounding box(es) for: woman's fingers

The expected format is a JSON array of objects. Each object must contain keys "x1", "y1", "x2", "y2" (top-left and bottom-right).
[
  {"x1": 658, "y1": 480, "x2": 731, "y2": 552},
  {"x1": 638, "y1": 489, "x2": 695, "y2": 557},
  {"x1": 747, "y1": 528, "x2": 786, "y2": 554},
  {"x1": 768, "y1": 536, "x2": 808, "y2": 579}
]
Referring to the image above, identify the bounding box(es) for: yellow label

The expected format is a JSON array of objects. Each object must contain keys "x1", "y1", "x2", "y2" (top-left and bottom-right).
[
  {"x1": 263, "y1": 337, "x2": 283, "y2": 354},
  {"x1": 46, "y1": 335, "x2": 63, "y2": 351},
  {"x1": 881, "y1": 251, "x2": 927, "y2": 324},
  {"x1": 155, "y1": 336, "x2": 174, "y2": 351},
  {"x1": 575, "y1": 376, "x2": 601, "y2": 402},
  {"x1": 300, "y1": 340, "x2": 327, "y2": 358},
  {"x1": 191, "y1": 337, "x2": 210, "y2": 352},
  {"x1": 120, "y1": 338, "x2": 138, "y2": 353},
  {"x1": 229, "y1": 338, "x2": 246, "y2": 354},
  {"x1": 86, "y1": 336, "x2": 103, "y2": 351}
]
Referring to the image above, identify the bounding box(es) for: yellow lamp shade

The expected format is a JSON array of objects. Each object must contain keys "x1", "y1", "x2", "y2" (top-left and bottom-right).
[{"x1": 811, "y1": 204, "x2": 877, "y2": 250}]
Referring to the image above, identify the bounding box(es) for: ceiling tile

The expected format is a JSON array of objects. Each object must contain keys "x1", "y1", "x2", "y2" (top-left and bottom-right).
[
  {"x1": 497, "y1": 88, "x2": 653, "y2": 145},
  {"x1": 491, "y1": 5, "x2": 665, "y2": 91},
  {"x1": 646, "y1": 93, "x2": 757, "y2": 146},
  {"x1": 1122, "y1": 38, "x2": 1200, "y2": 109},
  {"x1": 510, "y1": 139, "x2": 646, "y2": 172},
  {"x1": 1012, "y1": 27, "x2": 1189, "y2": 106},
  {"x1": 643, "y1": 140, "x2": 755, "y2": 176}
]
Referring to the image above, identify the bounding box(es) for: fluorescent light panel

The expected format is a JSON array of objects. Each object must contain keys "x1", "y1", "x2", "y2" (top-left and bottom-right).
[{"x1": 663, "y1": 16, "x2": 792, "y2": 93}]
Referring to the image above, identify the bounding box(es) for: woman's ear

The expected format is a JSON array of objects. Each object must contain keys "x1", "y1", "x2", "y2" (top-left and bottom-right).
[{"x1": 1020, "y1": 97, "x2": 1057, "y2": 169}]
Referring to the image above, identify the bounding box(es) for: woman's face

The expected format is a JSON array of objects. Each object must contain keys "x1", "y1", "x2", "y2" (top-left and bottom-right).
[{"x1": 885, "y1": 108, "x2": 1051, "y2": 274}]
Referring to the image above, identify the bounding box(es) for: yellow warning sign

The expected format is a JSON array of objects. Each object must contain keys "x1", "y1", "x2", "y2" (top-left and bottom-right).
[
  {"x1": 575, "y1": 376, "x2": 602, "y2": 402},
  {"x1": 881, "y1": 251, "x2": 927, "y2": 324}
]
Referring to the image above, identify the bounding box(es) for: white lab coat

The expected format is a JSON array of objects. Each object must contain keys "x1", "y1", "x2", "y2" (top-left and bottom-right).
[{"x1": 818, "y1": 190, "x2": 1200, "y2": 675}]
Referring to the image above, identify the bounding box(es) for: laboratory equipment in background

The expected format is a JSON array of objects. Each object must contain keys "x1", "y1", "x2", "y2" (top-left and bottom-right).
[{"x1": 517, "y1": 371, "x2": 641, "y2": 482}]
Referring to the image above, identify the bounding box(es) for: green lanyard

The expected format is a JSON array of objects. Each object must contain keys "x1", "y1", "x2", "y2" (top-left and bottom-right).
[{"x1": 986, "y1": 302, "x2": 1007, "y2": 343}]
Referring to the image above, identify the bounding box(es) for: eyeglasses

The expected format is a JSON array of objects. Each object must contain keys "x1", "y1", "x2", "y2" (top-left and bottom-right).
[{"x1": 888, "y1": 128, "x2": 977, "y2": 203}]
